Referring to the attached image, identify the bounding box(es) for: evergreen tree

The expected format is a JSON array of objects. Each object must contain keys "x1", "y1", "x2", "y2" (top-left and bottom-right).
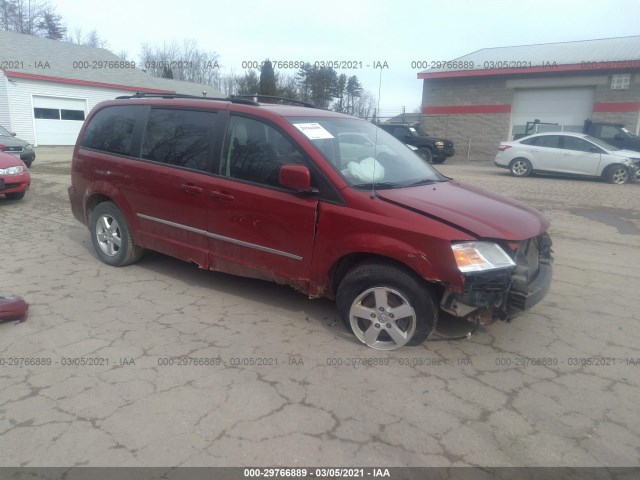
[{"x1": 259, "y1": 59, "x2": 277, "y2": 98}]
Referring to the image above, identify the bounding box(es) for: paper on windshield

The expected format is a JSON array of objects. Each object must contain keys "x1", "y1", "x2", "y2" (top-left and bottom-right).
[{"x1": 293, "y1": 123, "x2": 334, "y2": 139}]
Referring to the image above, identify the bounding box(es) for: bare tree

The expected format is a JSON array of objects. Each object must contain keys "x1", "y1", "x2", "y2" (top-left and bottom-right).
[
  {"x1": 64, "y1": 26, "x2": 107, "y2": 47},
  {"x1": 351, "y1": 91, "x2": 378, "y2": 119},
  {"x1": 139, "y1": 39, "x2": 221, "y2": 87},
  {"x1": 84, "y1": 29, "x2": 107, "y2": 48}
]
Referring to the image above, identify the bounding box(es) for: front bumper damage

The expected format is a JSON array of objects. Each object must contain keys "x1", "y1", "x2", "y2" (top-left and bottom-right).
[{"x1": 440, "y1": 233, "x2": 553, "y2": 325}]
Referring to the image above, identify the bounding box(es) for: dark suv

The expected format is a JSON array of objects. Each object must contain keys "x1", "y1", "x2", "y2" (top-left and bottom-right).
[
  {"x1": 379, "y1": 123, "x2": 454, "y2": 164},
  {"x1": 69, "y1": 94, "x2": 552, "y2": 350}
]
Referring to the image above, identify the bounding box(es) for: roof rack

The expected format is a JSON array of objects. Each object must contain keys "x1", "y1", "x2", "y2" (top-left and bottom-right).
[
  {"x1": 230, "y1": 95, "x2": 316, "y2": 108},
  {"x1": 114, "y1": 92, "x2": 260, "y2": 105}
]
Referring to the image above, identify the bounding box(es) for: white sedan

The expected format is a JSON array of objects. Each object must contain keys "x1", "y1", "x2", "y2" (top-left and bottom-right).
[{"x1": 494, "y1": 132, "x2": 640, "y2": 184}]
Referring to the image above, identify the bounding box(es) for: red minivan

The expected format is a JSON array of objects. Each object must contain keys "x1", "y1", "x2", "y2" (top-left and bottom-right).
[{"x1": 69, "y1": 94, "x2": 552, "y2": 350}]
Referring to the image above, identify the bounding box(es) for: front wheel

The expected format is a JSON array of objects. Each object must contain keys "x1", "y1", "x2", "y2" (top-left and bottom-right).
[
  {"x1": 604, "y1": 164, "x2": 629, "y2": 184},
  {"x1": 417, "y1": 147, "x2": 433, "y2": 163},
  {"x1": 336, "y1": 262, "x2": 438, "y2": 350},
  {"x1": 89, "y1": 202, "x2": 143, "y2": 266}
]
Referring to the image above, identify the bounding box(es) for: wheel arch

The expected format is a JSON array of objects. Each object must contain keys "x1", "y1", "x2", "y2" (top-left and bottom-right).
[
  {"x1": 328, "y1": 252, "x2": 446, "y2": 300},
  {"x1": 82, "y1": 184, "x2": 142, "y2": 244},
  {"x1": 602, "y1": 162, "x2": 629, "y2": 182}
]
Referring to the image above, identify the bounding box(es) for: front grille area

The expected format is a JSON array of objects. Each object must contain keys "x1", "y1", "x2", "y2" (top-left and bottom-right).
[{"x1": 2, "y1": 146, "x2": 22, "y2": 153}]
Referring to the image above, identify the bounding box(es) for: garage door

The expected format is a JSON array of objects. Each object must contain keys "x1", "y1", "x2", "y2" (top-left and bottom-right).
[
  {"x1": 511, "y1": 88, "x2": 594, "y2": 137},
  {"x1": 33, "y1": 96, "x2": 87, "y2": 145}
]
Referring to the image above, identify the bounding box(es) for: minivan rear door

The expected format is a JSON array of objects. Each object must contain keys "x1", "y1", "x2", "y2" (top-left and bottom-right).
[{"x1": 125, "y1": 107, "x2": 228, "y2": 267}]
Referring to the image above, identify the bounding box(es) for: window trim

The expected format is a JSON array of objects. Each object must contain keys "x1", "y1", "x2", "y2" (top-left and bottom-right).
[
  {"x1": 139, "y1": 106, "x2": 222, "y2": 174},
  {"x1": 218, "y1": 112, "x2": 346, "y2": 205}
]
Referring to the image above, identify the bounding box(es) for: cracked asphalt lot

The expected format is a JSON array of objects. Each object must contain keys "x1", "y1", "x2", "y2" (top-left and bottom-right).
[{"x1": 1, "y1": 148, "x2": 639, "y2": 467}]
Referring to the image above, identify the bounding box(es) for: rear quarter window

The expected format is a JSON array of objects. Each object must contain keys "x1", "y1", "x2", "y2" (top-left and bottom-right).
[{"x1": 81, "y1": 105, "x2": 139, "y2": 156}]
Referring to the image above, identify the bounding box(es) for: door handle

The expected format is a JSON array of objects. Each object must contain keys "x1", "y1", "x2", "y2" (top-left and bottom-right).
[
  {"x1": 210, "y1": 190, "x2": 235, "y2": 201},
  {"x1": 181, "y1": 184, "x2": 203, "y2": 194}
]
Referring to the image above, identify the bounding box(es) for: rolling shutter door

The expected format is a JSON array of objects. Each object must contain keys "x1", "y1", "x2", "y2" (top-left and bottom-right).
[{"x1": 33, "y1": 96, "x2": 87, "y2": 145}]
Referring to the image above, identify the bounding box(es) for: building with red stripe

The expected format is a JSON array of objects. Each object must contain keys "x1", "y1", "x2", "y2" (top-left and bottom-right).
[
  {"x1": 417, "y1": 36, "x2": 640, "y2": 161},
  {"x1": 0, "y1": 31, "x2": 221, "y2": 146}
]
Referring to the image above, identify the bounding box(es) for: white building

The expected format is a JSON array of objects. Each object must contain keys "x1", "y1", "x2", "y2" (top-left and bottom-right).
[{"x1": 0, "y1": 31, "x2": 222, "y2": 146}]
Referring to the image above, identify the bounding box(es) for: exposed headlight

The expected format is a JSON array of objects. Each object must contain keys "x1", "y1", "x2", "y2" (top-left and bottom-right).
[
  {"x1": 434, "y1": 141, "x2": 444, "y2": 148},
  {"x1": 0, "y1": 165, "x2": 24, "y2": 175},
  {"x1": 452, "y1": 241, "x2": 515, "y2": 273}
]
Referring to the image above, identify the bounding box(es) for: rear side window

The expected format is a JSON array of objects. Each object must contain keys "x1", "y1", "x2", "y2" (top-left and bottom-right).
[
  {"x1": 82, "y1": 106, "x2": 138, "y2": 156},
  {"x1": 562, "y1": 136, "x2": 597, "y2": 153},
  {"x1": 530, "y1": 135, "x2": 561, "y2": 149},
  {"x1": 142, "y1": 108, "x2": 216, "y2": 172}
]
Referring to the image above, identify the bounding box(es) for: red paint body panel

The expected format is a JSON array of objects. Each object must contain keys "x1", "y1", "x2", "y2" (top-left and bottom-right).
[
  {"x1": 376, "y1": 181, "x2": 549, "y2": 241},
  {"x1": 0, "y1": 152, "x2": 30, "y2": 195}
]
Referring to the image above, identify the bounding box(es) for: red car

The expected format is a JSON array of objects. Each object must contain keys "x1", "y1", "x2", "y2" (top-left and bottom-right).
[
  {"x1": 69, "y1": 94, "x2": 552, "y2": 350},
  {"x1": 0, "y1": 151, "x2": 30, "y2": 200}
]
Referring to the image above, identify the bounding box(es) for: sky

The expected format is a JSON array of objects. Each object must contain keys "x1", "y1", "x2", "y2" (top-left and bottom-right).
[{"x1": 53, "y1": 0, "x2": 640, "y2": 118}]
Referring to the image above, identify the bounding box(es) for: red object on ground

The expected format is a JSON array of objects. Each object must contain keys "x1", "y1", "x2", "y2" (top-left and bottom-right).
[{"x1": 0, "y1": 296, "x2": 28, "y2": 321}]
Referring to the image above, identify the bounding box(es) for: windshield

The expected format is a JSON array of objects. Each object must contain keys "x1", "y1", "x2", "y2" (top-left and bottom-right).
[
  {"x1": 584, "y1": 134, "x2": 620, "y2": 151},
  {"x1": 287, "y1": 117, "x2": 447, "y2": 188},
  {"x1": 0, "y1": 125, "x2": 12, "y2": 137}
]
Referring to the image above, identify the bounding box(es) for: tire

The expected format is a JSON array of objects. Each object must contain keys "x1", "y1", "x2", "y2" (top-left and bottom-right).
[
  {"x1": 89, "y1": 201, "x2": 143, "y2": 266},
  {"x1": 417, "y1": 147, "x2": 433, "y2": 163},
  {"x1": 604, "y1": 164, "x2": 629, "y2": 184},
  {"x1": 5, "y1": 191, "x2": 25, "y2": 200},
  {"x1": 509, "y1": 157, "x2": 532, "y2": 177},
  {"x1": 21, "y1": 154, "x2": 34, "y2": 168},
  {"x1": 336, "y1": 262, "x2": 438, "y2": 350}
]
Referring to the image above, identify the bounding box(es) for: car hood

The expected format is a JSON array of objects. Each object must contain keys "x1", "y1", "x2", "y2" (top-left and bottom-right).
[
  {"x1": 377, "y1": 180, "x2": 549, "y2": 240},
  {"x1": 0, "y1": 135, "x2": 29, "y2": 147},
  {"x1": 0, "y1": 151, "x2": 25, "y2": 167},
  {"x1": 612, "y1": 149, "x2": 640, "y2": 158}
]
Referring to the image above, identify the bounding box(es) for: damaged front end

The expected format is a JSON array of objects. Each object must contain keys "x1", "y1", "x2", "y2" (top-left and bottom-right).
[{"x1": 440, "y1": 233, "x2": 553, "y2": 326}]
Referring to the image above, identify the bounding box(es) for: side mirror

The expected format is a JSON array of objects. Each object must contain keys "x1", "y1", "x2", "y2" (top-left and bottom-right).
[
  {"x1": 10, "y1": 131, "x2": 16, "y2": 136},
  {"x1": 404, "y1": 134, "x2": 412, "y2": 140},
  {"x1": 279, "y1": 165, "x2": 314, "y2": 193},
  {"x1": 589, "y1": 147, "x2": 600, "y2": 153},
  {"x1": 614, "y1": 133, "x2": 624, "y2": 140}
]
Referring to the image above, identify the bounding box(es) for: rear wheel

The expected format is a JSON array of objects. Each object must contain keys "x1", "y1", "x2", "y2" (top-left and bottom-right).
[
  {"x1": 336, "y1": 262, "x2": 437, "y2": 350},
  {"x1": 90, "y1": 202, "x2": 143, "y2": 266},
  {"x1": 604, "y1": 164, "x2": 629, "y2": 184},
  {"x1": 509, "y1": 158, "x2": 532, "y2": 177}
]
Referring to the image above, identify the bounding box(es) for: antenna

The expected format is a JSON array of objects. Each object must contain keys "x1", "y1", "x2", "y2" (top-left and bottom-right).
[{"x1": 371, "y1": 66, "x2": 383, "y2": 199}]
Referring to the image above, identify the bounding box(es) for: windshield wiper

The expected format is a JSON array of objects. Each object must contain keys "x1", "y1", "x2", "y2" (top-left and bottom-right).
[
  {"x1": 351, "y1": 181, "x2": 401, "y2": 189},
  {"x1": 404, "y1": 178, "x2": 446, "y2": 187}
]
